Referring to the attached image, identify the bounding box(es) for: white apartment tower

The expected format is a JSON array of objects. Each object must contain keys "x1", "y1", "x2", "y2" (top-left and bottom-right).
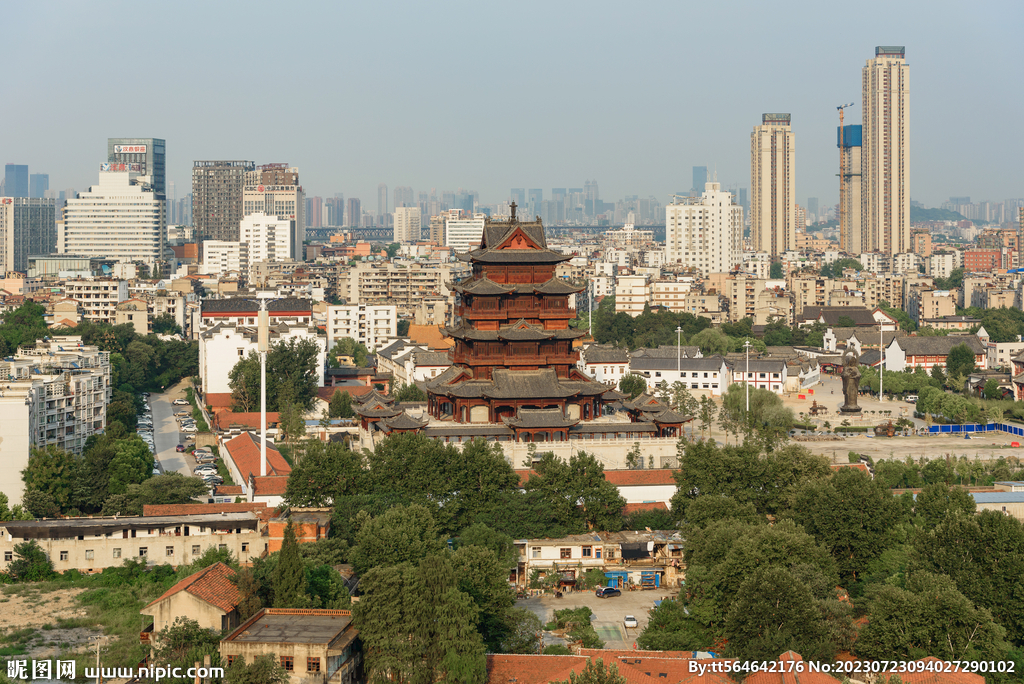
[
  {"x1": 862, "y1": 46, "x2": 910, "y2": 256},
  {"x1": 243, "y1": 165, "x2": 305, "y2": 260},
  {"x1": 665, "y1": 181, "x2": 744, "y2": 277},
  {"x1": 750, "y1": 113, "x2": 796, "y2": 258},
  {"x1": 444, "y1": 212, "x2": 486, "y2": 253},
  {"x1": 394, "y1": 207, "x2": 422, "y2": 243},
  {"x1": 240, "y1": 212, "x2": 293, "y2": 262},
  {"x1": 62, "y1": 171, "x2": 165, "y2": 265}
]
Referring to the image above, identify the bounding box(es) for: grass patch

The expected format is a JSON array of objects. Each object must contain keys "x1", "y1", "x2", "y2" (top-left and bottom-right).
[{"x1": 0, "y1": 645, "x2": 27, "y2": 656}]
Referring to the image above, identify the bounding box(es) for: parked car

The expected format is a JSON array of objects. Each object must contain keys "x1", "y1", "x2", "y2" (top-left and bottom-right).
[
  {"x1": 175, "y1": 444, "x2": 187, "y2": 452},
  {"x1": 181, "y1": 425, "x2": 198, "y2": 433},
  {"x1": 141, "y1": 392, "x2": 150, "y2": 397},
  {"x1": 194, "y1": 466, "x2": 217, "y2": 475},
  {"x1": 172, "y1": 398, "x2": 189, "y2": 405},
  {"x1": 195, "y1": 454, "x2": 218, "y2": 464},
  {"x1": 623, "y1": 615, "x2": 638, "y2": 629},
  {"x1": 174, "y1": 411, "x2": 190, "y2": 417},
  {"x1": 202, "y1": 476, "x2": 224, "y2": 486},
  {"x1": 595, "y1": 587, "x2": 621, "y2": 598}
]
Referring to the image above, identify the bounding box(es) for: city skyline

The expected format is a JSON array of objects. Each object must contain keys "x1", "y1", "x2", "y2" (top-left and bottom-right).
[{"x1": 2, "y1": 1, "x2": 1021, "y2": 211}]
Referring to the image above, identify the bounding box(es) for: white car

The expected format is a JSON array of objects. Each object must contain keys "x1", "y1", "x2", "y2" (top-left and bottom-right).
[
  {"x1": 194, "y1": 465, "x2": 217, "y2": 475},
  {"x1": 181, "y1": 425, "x2": 198, "y2": 433},
  {"x1": 173, "y1": 399, "x2": 189, "y2": 406},
  {"x1": 624, "y1": 616, "x2": 638, "y2": 629}
]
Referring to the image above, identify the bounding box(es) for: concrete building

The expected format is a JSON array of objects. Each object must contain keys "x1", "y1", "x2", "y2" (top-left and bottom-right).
[
  {"x1": 751, "y1": 113, "x2": 796, "y2": 258},
  {"x1": 393, "y1": 206, "x2": 421, "y2": 243},
  {"x1": 326, "y1": 304, "x2": 397, "y2": 351},
  {"x1": 199, "y1": 323, "x2": 326, "y2": 395},
  {"x1": 108, "y1": 138, "x2": 166, "y2": 199},
  {"x1": 906, "y1": 290, "x2": 956, "y2": 323},
  {"x1": 665, "y1": 181, "x2": 743, "y2": 275},
  {"x1": 340, "y1": 261, "x2": 452, "y2": 310},
  {"x1": 202, "y1": 241, "x2": 247, "y2": 276},
  {"x1": 614, "y1": 274, "x2": 650, "y2": 316},
  {"x1": 63, "y1": 279, "x2": 129, "y2": 323},
  {"x1": 142, "y1": 562, "x2": 241, "y2": 634},
  {"x1": 115, "y1": 298, "x2": 150, "y2": 335},
  {"x1": 444, "y1": 212, "x2": 486, "y2": 253},
  {"x1": 577, "y1": 344, "x2": 630, "y2": 385},
  {"x1": 630, "y1": 354, "x2": 728, "y2": 396},
  {"x1": 928, "y1": 252, "x2": 960, "y2": 279},
  {"x1": 0, "y1": 513, "x2": 261, "y2": 574},
  {"x1": 428, "y1": 214, "x2": 445, "y2": 245},
  {"x1": 838, "y1": 124, "x2": 863, "y2": 254},
  {"x1": 730, "y1": 359, "x2": 788, "y2": 394},
  {"x1": 62, "y1": 171, "x2": 165, "y2": 266},
  {"x1": 193, "y1": 161, "x2": 254, "y2": 243},
  {"x1": 862, "y1": 46, "x2": 910, "y2": 256},
  {"x1": 243, "y1": 165, "x2": 305, "y2": 260},
  {"x1": 240, "y1": 212, "x2": 294, "y2": 262},
  {"x1": 884, "y1": 335, "x2": 986, "y2": 372},
  {"x1": 0, "y1": 197, "x2": 57, "y2": 273},
  {"x1": 220, "y1": 609, "x2": 361, "y2": 684}
]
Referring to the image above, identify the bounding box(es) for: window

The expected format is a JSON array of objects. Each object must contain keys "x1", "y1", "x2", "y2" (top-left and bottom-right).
[
  {"x1": 242, "y1": 543, "x2": 249, "y2": 553},
  {"x1": 192, "y1": 545, "x2": 200, "y2": 555},
  {"x1": 3, "y1": 552, "x2": 11, "y2": 562},
  {"x1": 59, "y1": 551, "x2": 68, "y2": 561},
  {"x1": 139, "y1": 547, "x2": 148, "y2": 557},
  {"x1": 85, "y1": 550, "x2": 94, "y2": 560},
  {"x1": 166, "y1": 546, "x2": 174, "y2": 557},
  {"x1": 595, "y1": 548, "x2": 602, "y2": 559},
  {"x1": 560, "y1": 548, "x2": 572, "y2": 559},
  {"x1": 226, "y1": 655, "x2": 235, "y2": 667},
  {"x1": 280, "y1": 656, "x2": 294, "y2": 671},
  {"x1": 307, "y1": 658, "x2": 321, "y2": 673},
  {"x1": 113, "y1": 548, "x2": 121, "y2": 558},
  {"x1": 581, "y1": 546, "x2": 592, "y2": 558},
  {"x1": 532, "y1": 547, "x2": 540, "y2": 558},
  {"x1": 606, "y1": 549, "x2": 615, "y2": 560}
]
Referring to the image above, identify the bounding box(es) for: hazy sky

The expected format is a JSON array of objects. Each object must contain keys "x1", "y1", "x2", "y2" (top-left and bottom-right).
[{"x1": 4, "y1": 0, "x2": 1021, "y2": 212}]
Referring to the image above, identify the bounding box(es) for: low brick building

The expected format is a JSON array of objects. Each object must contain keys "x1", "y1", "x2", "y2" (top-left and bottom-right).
[
  {"x1": 267, "y1": 508, "x2": 332, "y2": 554},
  {"x1": 220, "y1": 608, "x2": 361, "y2": 684},
  {"x1": 142, "y1": 562, "x2": 241, "y2": 634}
]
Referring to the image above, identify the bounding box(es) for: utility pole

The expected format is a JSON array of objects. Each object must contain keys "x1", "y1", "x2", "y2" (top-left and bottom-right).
[
  {"x1": 744, "y1": 339, "x2": 751, "y2": 413},
  {"x1": 258, "y1": 297, "x2": 270, "y2": 477}
]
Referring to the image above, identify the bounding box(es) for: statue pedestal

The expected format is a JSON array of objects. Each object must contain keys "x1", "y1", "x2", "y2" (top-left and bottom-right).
[{"x1": 839, "y1": 406, "x2": 862, "y2": 415}]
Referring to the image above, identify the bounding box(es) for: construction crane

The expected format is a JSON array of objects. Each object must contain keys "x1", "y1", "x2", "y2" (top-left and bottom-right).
[{"x1": 836, "y1": 103, "x2": 855, "y2": 252}]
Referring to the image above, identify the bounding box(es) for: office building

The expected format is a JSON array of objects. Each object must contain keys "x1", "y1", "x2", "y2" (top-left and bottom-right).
[
  {"x1": 394, "y1": 186, "x2": 414, "y2": 208},
  {"x1": 665, "y1": 181, "x2": 744, "y2": 276},
  {"x1": 243, "y1": 165, "x2": 305, "y2": 260},
  {"x1": 750, "y1": 113, "x2": 796, "y2": 258},
  {"x1": 862, "y1": 46, "x2": 910, "y2": 256},
  {"x1": 528, "y1": 189, "x2": 543, "y2": 216},
  {"x1": 838, "y1": 125, "x2": 863, "y2": 254},
  {"x1": 193, "y1": 161, "x2": 254, "y2": 243},
  {"x1": 692, "y1": 167, "x2": 708, "y2": 195},
  {"x1": 444, "y1": 212, "x2": 486, "y2": 253},
  {"x1": 107, "y1": 138, "x2": 166, "y2": 199},
  {"x1": 29, "y1": 174, "x2": 49, "y2": 199},
  {"x1": 377, "y1": 183, "x2": 388, "y2": 219},
  {"x1": 346, "y1": 198, "x2": 361, "y2": 227},
  {"x1": 510, "y1": 189, "x2": 526, "y2": 209},
  {"x1": 240, "y1": 212, "x2": 294, "y2": 262},
  {"x1": 394, "y1": 207, "x2": 422, "y2": 243},
  {"x1": 4, "y1": 165, "x2": 28, "y2": 198},
  {"x1": 0, "y1": 198, "x2": 58, "y2": 272},
  {"x1": 807, "y1": 197, "x2": 819, "y2": 221},
  {"x1": 63, "y1": 170, "x2": 165, "y2": 266}
]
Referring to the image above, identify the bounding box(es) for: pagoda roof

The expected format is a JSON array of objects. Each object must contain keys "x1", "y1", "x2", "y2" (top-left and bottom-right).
[
  {"x1": 531, "y1": 279, "x2": 584, "y2": 295},
  {"x1": 454, "y1": 277, "x2": 515, "y2": 295},
  {"x1": 355, "y1": 403, "x2": 403, "y2": 419},
  {"x1": 484, "y1": 369, "x2": 578, "y2": 399},
  {"x1": 358, "y1": 389, "x2": 395, "y2": 406},
  {"x1": 499, "y1": 320, "x2": 554, "y2": 341},
  {"x1": 622, "y1": 393, "x2": 671, "y2": 413},
  {"x1": 561, "y1": 379, "x2": 614, "y2": 396},
  {"x1": 503, "y1": 408, "x2": 580, "y2": 429},
  {"x1": 601, "y1": 388, "x2": 629, "y2": 401},
  {"x1": 442, "y1": 323, "x2": 587, "y2": 342},
  {"x1": 482, "y1": 220, "x2": 548, "y2": 250},
  {"x1": 382, "y1": 412, "x2": 429, "y2": 430},
  {"x1": 650, "y1": 409, "x2": 692, "y2": 424},
  {"x1": 457, "y1": 249, "x2": 571, "y2": 264},
  {"x1": 425, "y1": 365, "x2": 470, "y2": 390}
]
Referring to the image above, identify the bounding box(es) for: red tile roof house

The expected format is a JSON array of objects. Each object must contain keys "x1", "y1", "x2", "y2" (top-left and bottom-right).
[
  {"x1": 486, "y1": 652, "x2": 738, "y2": 684},
  {"x1": 220, "y1": 432, "x2": 292, "y2": 508},
  {"x1": 141, "y1": 562, "x2": 242, "y2": 635}
]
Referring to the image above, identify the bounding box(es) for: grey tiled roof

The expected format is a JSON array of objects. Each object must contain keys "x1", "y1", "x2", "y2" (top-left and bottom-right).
[
  {"x1": 894, "y1": 335, "x2": 985, "y2": 356},
  {"x1": 582, "y1": 344, "x2": 629, "y2": 364},
  {"x1": 630, "y1": 354, "x2": 728, "y2": 373},
  {"x1": 201, "y1": 297, "x2": 312, "y2": 314},
  {"x1": 503, "y1": 408, "x2": 580, "y2": 429}
]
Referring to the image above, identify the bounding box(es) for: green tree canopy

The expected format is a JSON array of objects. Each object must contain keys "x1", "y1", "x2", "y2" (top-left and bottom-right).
[
  {"x1": 690, "y1": 328, "x2": 730, "y2": 355},
  {"x1": 284, "y1": 440, "x2": 364, "y2": 507},
  {"x1": 228, "y1": 337, "x2": 321, "y2": 411},
  {"x1": 273, "y1": 522, "x2": 307, "y2": 608},
  {"x1": 913, "y1": 482, "x2": 976, "y2": 529},
  {"x1": 524, "y1": 451, "x2": 625, "y2": 532},
  {"x1": 327, "y1": 337, "x2": 369, "y2": 367},
  {"x1": 394, "y1": 382, "x2": 427, "y2": 402},
  {"x1": 329, "y1": 389, "x2": 354, "y2": 418},
  {"x1": 820, "y1": 257, "x2": 864, "y2": 278},
  {"x1": 946, "y1": 342, "x2": 977, "y2": 379},
  {"x1": 719, "y1": 384, "x2": 795, "y2": 451},
  {"x1": 350, "y1": 504, "x2": 446, "y2": 574},
  {"x1": 22, "y1": 445, "x2": 79, "y2": 512},
  {"x1": 554, "y1": 658, "x2": 627, "y2": 684},
  {"x1": 619, "y1": 373, "x2": 647, "y2": 399}
]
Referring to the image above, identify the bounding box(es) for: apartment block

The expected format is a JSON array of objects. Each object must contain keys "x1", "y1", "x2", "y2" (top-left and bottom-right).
[
  {"x1": 665, "y1": 182, "x2": 743, "y2": 275},
  {"x1": 63, "y1": 279, "x2": 129, "y2": 324},
  {"x1": 199, "y1": 323, "x2": 326, "y2": 395},
  {"x1": 341, "y1": 261, "x2": 451, "y2": 310},
  {"x1": 906, "y1": 289, "x2": 956, "y2": 323},
  {"x1": 326, "y1": 304, "x2": 397, "y2": 351},
  {"x1": 927, "y1": 252, "x2": 960, "y2": 279},
  {"x1": 393, "y1": 207, "x2": 422, "y2": 243},
  {"x1": 193, "y1": 161, "x2": 255, "y2": 243},
  {"x1": 751, "y1": 114, "x2": 796, "y2": 258},
  {"x1": 614, "y1": 274, "x2": 650, "y2": 317},
  {"x1": 0, "y1": 197, "x2": 57, "y2": 273},
  {"x1": 789, "y1": 274, "x2": 833, "y2": 317},
  {"x1": 243, "y1": 166, "x2": 305, "y2": 259}
]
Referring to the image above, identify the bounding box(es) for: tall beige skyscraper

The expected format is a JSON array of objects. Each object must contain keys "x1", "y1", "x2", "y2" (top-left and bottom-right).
[
  {"x1": 750, "y1": 113, "x2": 796, "y2": 258},
  {"x1": 862, "y1": 46, "x2": 909, "y2": 256},
  {"x1": 393, "y1": 206, "x2": 422, "y2": 243}
]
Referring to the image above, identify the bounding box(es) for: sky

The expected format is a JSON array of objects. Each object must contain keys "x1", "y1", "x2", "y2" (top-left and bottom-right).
[{"x1": 3, "y1": 0, "x2": 1022, "y2": 212}]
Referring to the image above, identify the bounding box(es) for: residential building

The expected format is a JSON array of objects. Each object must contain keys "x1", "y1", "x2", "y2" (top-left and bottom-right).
[
  {"x1": 921, "y1": 315, "x2": 980, "y2": 331},
  {"x1": 444, "y1": 212, "x2": 486, "y2": 253},
  {"x1": 650, "y1": 284, "x2": 724, "y2": 323},
  {"x1": 928, "y1": 252, "x2": 960, "y2": 279},
  {"x1": 202, "y1": 241, "x2": 247, "y2": 276},
  {"x1": 614, "y1": 274, "x2": 650, "y2": 316},
  {"x1": 859, "y1": 252, "x2": 889, "y2": 273},
  {"x1": 0, "y1": 337, "x2": 111, "y2": 504},
  {"x1": 193, "y1": 161, "x2": 255, "y2": 243},
  {"x1": 340, "y1": 261, "x2": 452, "y2": 310},
  {"x1": 665, "y1": 181, "x2": 743, "y2": 276},
  {"x1": 884, "y1": 335, "x2": 986, "y2": 372},
  {"x1": 603, "y1": 224, "x2": 653, "y2": 248},
  {"x1": 115, "y1": 299, "x2": 150, "y2": 335},
  {"x1": 428, "y1": 214, "x2": 445, "y2": 244},
  {"x1": 62, "y1": 171, "x2": 165, "y2": 265},
  {"x1": 838, "y1": 124, "x2": 863, "y2": 254},
  {"x1": 220, "y1": 608, "x2": 361, "y2": 684},
  {"x1": 630, "y1": 353, "x2": 727, "y2": 395},
  {"x1": 729, "y1": 359, "x2": 788, "y2": 394},
  {"x1": 393, "y1": 206, "x2": 422, "y2": 243},
  {"x1": 0, "y1": 197, "x2": 57, "y2": 273},
  {"x1": 63, "y1": 279, "x2": 129, "y2": 323},
  {"x1": 906, "y1": 290, "x2": 956, "y2": 323},
  {"x1": 964, "y1": 248, "x2": 1012, "y2": 272},
  {"x1": 862, "y1": 46, "x2": 910, "y2": 255},
  {"x1": 345, "y1": 198, "x2": 360, "y2": 228},
  {"x1": 892, "y1": 252, "x2": 921, "y2": 275},
  {"x1": 243, "y1": 165, "x2": 305, "y2": 260},
  {"x1": 986, "y1": 339, "x2": 1024, "y2": 371},
  {"x1": 912, "y1": 230, "x2": 933, "y2": 257},
  {"x1": 240, "y1": 212, "x2": 294, "y2": 262},
  {"x1": 326, "y1": 304, "x2": 397, "y2": 351},
  {"x1": 108, "y1": 138, "x2": 166, "y2": 199},
  {"x1": 142, "y1": 562, "x2": 241, "y2": 634},
  {"x1": 751, "y1": 113, "x2": 796, "y2": 258},
  {"x1": 199, "y1": 322, "x2": 326, "y2": 395},
  {"x1": 199, "y1": 297, "x2": 313, "y2": 331},
  {"x1": 0, "y1": 513, "x2": 261, "y2": 574},
  {"x1": 577, "y1": 344, "x2": 630, "y2": 385}
]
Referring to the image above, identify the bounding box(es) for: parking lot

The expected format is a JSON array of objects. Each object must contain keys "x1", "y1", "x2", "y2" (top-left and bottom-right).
[{"x1": 516, "y1": 588, "x2": 672, "y2": 650}]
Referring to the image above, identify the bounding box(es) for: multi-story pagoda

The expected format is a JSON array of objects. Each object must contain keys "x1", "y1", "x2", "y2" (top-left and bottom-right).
[{"x1": 425, "y1": 204, "x2": 625, "y2": 442}]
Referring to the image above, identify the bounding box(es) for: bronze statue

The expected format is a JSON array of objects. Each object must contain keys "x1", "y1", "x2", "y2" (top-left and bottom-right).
[{"x1": 840, "y1": 351, "x2": 862, "y2": 414}]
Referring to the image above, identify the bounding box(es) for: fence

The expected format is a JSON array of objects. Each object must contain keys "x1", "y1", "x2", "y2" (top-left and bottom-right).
[{"x1": 927, "y1": 422, "x2": 1024, "y2": 437}]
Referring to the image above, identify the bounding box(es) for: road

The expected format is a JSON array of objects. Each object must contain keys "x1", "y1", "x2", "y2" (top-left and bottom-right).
[
  {"x1": 517, "y1": 589, "x2": 670, "y2": 650},
  {"x1": 151, "y1": 381, "x2": 191, "y2": 476}
]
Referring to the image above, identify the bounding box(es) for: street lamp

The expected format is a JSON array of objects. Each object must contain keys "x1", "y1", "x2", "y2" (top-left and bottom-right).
[
  {"x1": 744, "y1": 339, "x2": 751, "y2": 413},
  {"x1": 257, "y1": 295, "x2": 274, "y2": 477}
]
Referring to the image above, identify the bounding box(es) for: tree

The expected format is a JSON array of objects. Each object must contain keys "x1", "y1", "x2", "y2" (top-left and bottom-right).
[
  {"x1": 273, "y1": 522, "x2": 307, "y2": 608},
  {"x1": 327, "y1": 337, "x2": 369, "y2": 368},
  {"x1": 231, "y1": 567, "x2": 264, "y2": 620},
  {"x1": 689, "y1": 328, "x2": 730, "y2": 356},
  {"x1": 106, "y1": 399, "x2": 138, "y2": 432},
  {"x1": 394, "y1": 382, "x2": 426, "y2": 402},
  {"x1": 820, "y1": 258, "x2": 864, "y2": 278},
  {"x1": 619, "y1": 373, "x2": 647, "y2": 399},
  {"x1": 681, "y1": 495, "x2": 762, "y2": 529},
  {"x1": 946, "y1": 343, "x2": 977, "y2": 379},
  {"x1": 156, "y1": 616, "x2": 221, "y2": 665},
  {"x1": 329, "y1": 390, "x2": 354, "y2": 418},
  {"x1": 229, "y1": 337, "x2": 321, "y2": 412},
  {"x1": 284, "y1": 440, "x2": 364, "y2": 507},
  {"x1": 525, "y1": 451, "x2": 625, "y2": 532},
  {"x1": 500, "y1": 608, "x2": 542, "y2": 654},
  {"x1": 6, "y1": 540, "x2": 54, "y2": 581},
  {"x1": 983, "y1": 378, "x2": 1002, "y2": 400},
  {"x1": 386, "y1": 242, "x2": 402, "y2": 259},
  {"x1": 554, "y1": 659, "x2": 627, "y2": 684},
  {"x1": 913, "y1": 482, "x2": 976, "y2": 529},
  {"x1": 697, "y1": 395, "x2": 716, "y2": 439},
  {"x1": 21, "y1": 489, "x2": 61, "y2": 518},
  {"x1": 151, "y1": 313, "x2": 182, "y2": 335},
  {"x1": 350, "y1": 504, "x2": 445, "y2": 574},
  {"x1": 277, "y1": 400, "x2": 307, "y2": 451},
  {"x1": 459, "y1": 523, "x2": 518, "y2": 569},
  {"x1": 223, "y1": 655, "x2": 288, "y2": 684},
  {"x1": 769, "y1": 261, "x2": 784, "y2": 279},
  {"x1": 719, "y1": 384, "x2": 794, "y2": 451},
  {"x1": 107, "y1": 435, "x2": 155, "y2": 495},
  {"x1": 22, "y1": 445, "x2": 79, "y2": 513}
]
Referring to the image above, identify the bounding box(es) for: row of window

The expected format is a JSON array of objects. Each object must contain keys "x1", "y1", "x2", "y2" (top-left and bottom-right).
[
  {"x1": 223, "y1": 656, "x2": 320, "y2": 673},
  {"x1": 4, "y1": 543, "x2": 245, "y2": 563},
  {"x1": 531, "y1": 546, "x2": 615, "y2": 560}
]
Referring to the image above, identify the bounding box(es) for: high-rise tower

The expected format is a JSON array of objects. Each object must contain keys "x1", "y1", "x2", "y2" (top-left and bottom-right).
[
  {"x1": 750, "y1": 113, "x2": 796, "y2": 258},
  {"x1": 838, "y1": 125, "x2": 863, "y2": 254},
  {"x1": 862, "y1": 46, "x2": 909, "y2": 256},
  {"x1": 192, "y1": 160, "x2": 255, "y2": 243},
  {"x1": 108, "y1": 138, "x2": 166, "y2": 199}
]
